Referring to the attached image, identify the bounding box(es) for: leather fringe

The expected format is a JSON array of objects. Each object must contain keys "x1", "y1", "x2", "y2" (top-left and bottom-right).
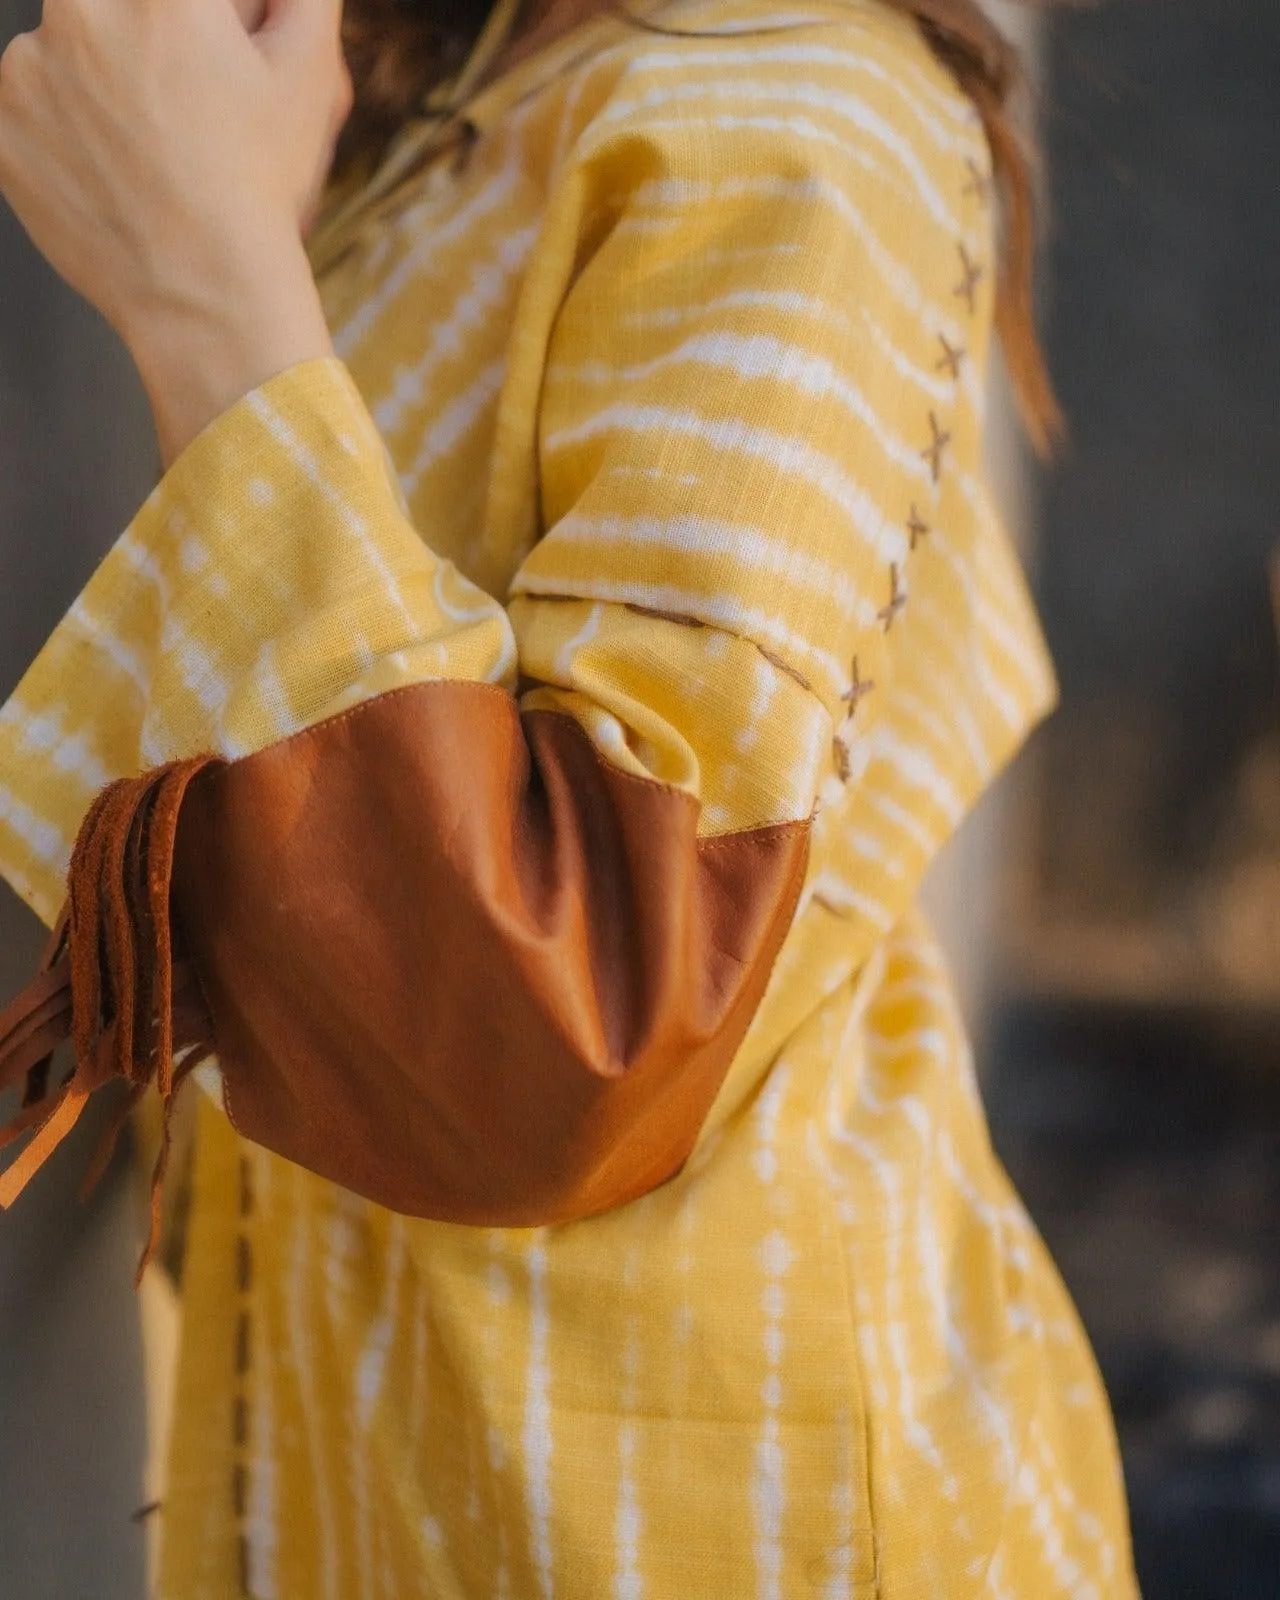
[{"x1": 0, "y1": 753, "x2": 224, "y2": 1284}]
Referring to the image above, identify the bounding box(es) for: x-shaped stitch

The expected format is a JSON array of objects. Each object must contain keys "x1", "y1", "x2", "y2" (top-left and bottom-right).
[
  {"x1": 811, "y1": 889, "x2": 845, "y2": 918},
  {"x1": 451, "y1": 116, "x2": 480, "y2": 177},
  {"x1": 877, "y1": 563, "x2": 907, "y2": 632},
  {"x1": 936, "y1": 333, "x2": 966, "y2": 380},
  {"x1": 840, "y1": 653, "x2": 876, "y2": 715},
  {"x1": 921, "y1": 411, "x2": 951, "y2": 484},
  {"x1": 962, "y1": 157, "x2": 991, "y2": 202},
  {"x1": 954, "y1": 242, "x2": 984, "y2": 313},
  {"x1": 907, "y1": 505, "x2": 930, "y2": 550}
]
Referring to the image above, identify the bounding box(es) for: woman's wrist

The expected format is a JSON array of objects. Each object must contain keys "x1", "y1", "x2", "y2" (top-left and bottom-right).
[{"x1": 122, "y1": 233, "x2": 335, "y2": 472}]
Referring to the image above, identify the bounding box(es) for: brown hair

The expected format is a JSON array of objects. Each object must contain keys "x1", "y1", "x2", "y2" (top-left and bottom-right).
[{"x1": 332, "y1": 0, "x2": 1063, "y2": 452}]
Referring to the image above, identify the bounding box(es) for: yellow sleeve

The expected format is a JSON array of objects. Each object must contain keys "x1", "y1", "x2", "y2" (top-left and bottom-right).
[
  {"x1": 0, "y1": 360, "x2": 516, "y2": 926},
  {"x1": 508, "y1": 29, "x2": 952, "y2": 836}
]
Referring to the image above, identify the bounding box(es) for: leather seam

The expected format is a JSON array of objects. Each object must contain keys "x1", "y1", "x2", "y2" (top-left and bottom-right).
[
  {"x1": 220, "y1": 1067, "x2": 246, "y2": 1140},
  {"x1": 206, "y1": 678, "x2": 817, "y2": 842},
  {"x1": 696, "y1": 821, "x2": 810, "y2": 851},
  {"x1": 540, "y1": 713, "x2": 813, "y2": 840}
]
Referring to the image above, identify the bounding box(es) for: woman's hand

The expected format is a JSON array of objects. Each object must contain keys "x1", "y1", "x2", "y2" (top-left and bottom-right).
[
  {"x1": 0, "y1": 0, "x2": 352, "y2": 333},
  {"x1": 0, "y1": 0, "x2": 354, "y2": 466}
]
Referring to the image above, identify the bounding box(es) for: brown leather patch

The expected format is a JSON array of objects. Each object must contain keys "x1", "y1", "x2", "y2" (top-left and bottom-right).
[{"x1": 170, "y1": 680, "x2": 810, "y2": 1225}]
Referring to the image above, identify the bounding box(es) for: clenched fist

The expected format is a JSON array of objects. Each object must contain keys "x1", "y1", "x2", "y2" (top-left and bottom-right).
[
  {"x1": 0, "y1": 0, "x2": 352, "y2": 466},
  {"x1": 0, "y1": 0, "x2": 351, "y2": 335}
]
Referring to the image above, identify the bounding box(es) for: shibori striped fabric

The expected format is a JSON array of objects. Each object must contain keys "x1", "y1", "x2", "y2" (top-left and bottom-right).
[{"x1": 0, "y1": 0, "x2": 1139, "y2": 1593}]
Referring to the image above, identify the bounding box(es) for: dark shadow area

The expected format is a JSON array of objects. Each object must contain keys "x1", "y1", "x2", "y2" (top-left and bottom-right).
[
  {"x1": 0, "y1": 1088, "x2": 152, "y2": 1600},
  {"x1": 988, "y1": 1004, "x2": 1280, "y2": 1599}
]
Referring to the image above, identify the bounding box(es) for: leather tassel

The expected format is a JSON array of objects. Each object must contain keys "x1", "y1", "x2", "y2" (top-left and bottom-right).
[{"x1": 0, "y1": 752, "x2": 224, "y2": 1280}]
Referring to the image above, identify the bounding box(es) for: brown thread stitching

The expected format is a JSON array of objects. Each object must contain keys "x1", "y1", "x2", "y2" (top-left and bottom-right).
[
  {"x1": 832, "y1": 735, "x2": 852, "y2": 784},
  {"x1": 623, "y1": 601, "x2": 706, "y2": 630},
  {"x1": 811, "y1": 890, "x2": 848, "y2": 918},
  {"x1": 191, "y1": 676, "x2": 519, "y2": 766},
  {"x1": 525, "y1": 594, "x2": 822, "y2": 697},
  {"x1": 961, "y1": 156, "x2": 991, "y2": 202},
  {"x1": 697, "y1": 818, "x2": 811, "y2": 853},
  {"x1": 906, "y1": 506, "x2": 930, "y2": 551},
  {"x1": 953, "y1": 242, "x2": 984, "y2": 313},
  {"x1": 753, "y1": 643, "x2": 816, "y2": 697},
  {"x1": 935, "y1": 333, "x2": 966, "y2": 380},
  {"x1": 221, "y1": 1075, "x2": 247, "y2": 1138},
  {"x1": 876, "y1": 564, "x2": 907, "y2": 633},
  {"x1": 921, "y1": 411, "x2": 951, "y2": 485},
  {"x1": 236, "y1": 1311, "x2": 251, "y2": 1376},
  {"x1": 838, "y1": 654, "x2": 875, "y2": 717},
  {"x1": 233, "y1": 1395, "x2": 247, "y2": 1447}
]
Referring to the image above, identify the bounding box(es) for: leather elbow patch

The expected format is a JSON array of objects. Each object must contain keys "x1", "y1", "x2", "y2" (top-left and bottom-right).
[{"x1": 168, "y1": 681, "x2": 811, "y2": 1226}]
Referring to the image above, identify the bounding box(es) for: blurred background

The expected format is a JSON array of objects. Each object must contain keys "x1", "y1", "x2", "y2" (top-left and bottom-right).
[
  {"x1": 976, "y1": 2, "x2": 1280, "y2": 1594},
  {"x1": 0, "y1": 0, "x2": 1277, "y2": 1595}
]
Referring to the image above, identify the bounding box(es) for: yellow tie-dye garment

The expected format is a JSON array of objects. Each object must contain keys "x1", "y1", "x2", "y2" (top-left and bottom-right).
[{"x1": 0, "y1": 0, "x2": 1139, "y2": 1592}]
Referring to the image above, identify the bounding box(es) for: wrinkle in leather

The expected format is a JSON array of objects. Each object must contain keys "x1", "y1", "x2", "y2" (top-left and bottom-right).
[{"x1": 0, "y1": 679, "x2": 810, "y2": 1252}]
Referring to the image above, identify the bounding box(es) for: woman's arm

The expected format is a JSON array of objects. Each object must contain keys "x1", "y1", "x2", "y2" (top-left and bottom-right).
[{"x1": 127, "y1": 237, "x2": 334, "y2": 476}]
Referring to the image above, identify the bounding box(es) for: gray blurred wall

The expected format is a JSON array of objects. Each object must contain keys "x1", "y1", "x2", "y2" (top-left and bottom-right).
[{"x1": 0, "y1": 4, "x2": 153, "y2": 1595}]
